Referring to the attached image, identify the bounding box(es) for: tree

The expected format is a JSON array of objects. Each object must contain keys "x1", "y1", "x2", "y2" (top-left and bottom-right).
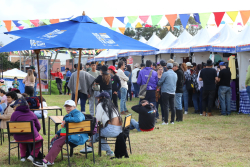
[
  {"x1": 124, "y1": 28, "x2": 135, "y2": 38},
  {"x1": 0, "y1": 52, "x2": 20, "y2": 70}
]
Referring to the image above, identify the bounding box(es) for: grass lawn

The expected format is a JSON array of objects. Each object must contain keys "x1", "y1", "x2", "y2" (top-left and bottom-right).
[{"x1": 1, "y1": 95, "x2": 250, "y2": 167}]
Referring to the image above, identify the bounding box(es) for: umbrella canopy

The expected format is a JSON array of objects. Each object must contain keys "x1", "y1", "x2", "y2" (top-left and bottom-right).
[{"x1": 5, "y1": 15, "x2": 158, "y2": 51}]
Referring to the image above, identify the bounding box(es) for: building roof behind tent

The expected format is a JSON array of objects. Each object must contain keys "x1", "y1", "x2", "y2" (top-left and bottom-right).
[
  {"x1": 147, "y1": 32, "x2": 162, "y2": 47},
  {"x1": 169, "y1": 30, "x2": 193, "y2": 48},
  {"x1": 156, "y1": 32, "x2": 177, "y2": 49},
  {"x1": 3, "y1": 68, "x2": 27, "y2": 79}
]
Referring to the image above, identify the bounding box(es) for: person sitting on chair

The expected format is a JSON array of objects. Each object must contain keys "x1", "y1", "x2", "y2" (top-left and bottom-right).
[
  {"x1": 33, "y1": 100, "x2": 89, "y2": 167},
  {"x1": 130, "y1": 100, "x2": 156, "y2": 132},
  {"x1": 10, "y1": 98, "x2": 43, "y2": 163},
  {"x1": 80, "y1": 92, "x2": 122, "y2": 157}
]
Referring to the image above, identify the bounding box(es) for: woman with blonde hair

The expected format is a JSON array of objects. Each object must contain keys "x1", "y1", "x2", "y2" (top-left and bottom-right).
[{"x1": 23, "y1": 69, "x2": 35, "y2": 96}]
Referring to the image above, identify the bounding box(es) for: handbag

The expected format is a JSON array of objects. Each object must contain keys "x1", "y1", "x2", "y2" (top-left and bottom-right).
[{"x1": 138, "y1": 70, "x2": 153, "y2": 99}]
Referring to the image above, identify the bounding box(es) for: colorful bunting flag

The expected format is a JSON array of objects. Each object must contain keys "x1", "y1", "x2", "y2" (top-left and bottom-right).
[
  {"x1": 92, "y1": 17, "x2": 103, "y2": 24},
  {"x1": 237, "y1": 22, "x2": 243, "y2": 26},
  {"x1": 12, "y1": 20, "x2": 22, "y2": 27},
  {"x1": 226, "y1": 11, "x2": 238, "y2": 22},
  {"x1": 186, "y1": 25, "x2": 189, "y2": 29},
  {"x1": 110, "y1": 27, "x2": 117, "y2": 31},
  {"x1": 179, "y1": 14, "x2": 190, "y2": 29},
  {"x1": 125, "y1": 22, "x2": 132, "y2": 28},
  {"x1": 240, "y1": 10, "x2": 250, "y2": 25},
  {"x1": 104, "y1": 17, "x2": 114, "y2": 27},
  {"x1": 17, "y1": 26, "x2": 24, "y2": 30},
  {"x1": 119, "y1": 27, "x2": 125, "y2": 34},
  {"x1": 193, "y1": 13, "x2": 201, "y2": 24},
  {"x1": 151, "y1": 15, "x2": 163, "y2": 26},
  {"x1": 135, "y1": 22, "x2": 143, "y2": 28},
  {"x1": 191, "y1": 25, "x2": 199, "y2": 28},
  {"x1": 30, "y1": 19, "x2": 40, "y2": 27},
  {"x1": 139, "y1": 15, "x2": 149, "y2": 23},
  {"x1": 23, "y1": 20, "x2": 31, "y2": 27},
  {"x1": 213, "y1": 12, "x2": 225, "y2": 27},
  {"x1": 145, "y1": 24, "x2": 152, "y2": 27},
  {"x1": 50, "y1": 19, "x2": 59, "y2": 24},
  {"x1": 247, "y1": 22, "x2": 250, "y2": 26},
  {"x1": 165, "y1": 26, "x2": 171, "y2": 31},
  {"x1": 199, "y1": 12, "x2": 211, "y2": 28},
  {"x1": 127, "y1": 16, "x2": 138, "y2": 24},
  {"x1": 3, "y1": 20, "x2": 12, "y2": 32},
  {"x1": 165, "y1": 14, "x2": 177, "y2": 30},
  {"x1": 116, "y1": 17, "x2": 125, "y2": 24},
  {"x1": 174, "y1": 25, "x2": 180, "y2": 30},
  {"x1": 41, "y1": 19, "x2": 51, "y2": 25},
  {"x1": 220, "y1": 21, "x2": 226, "y2": 24}
]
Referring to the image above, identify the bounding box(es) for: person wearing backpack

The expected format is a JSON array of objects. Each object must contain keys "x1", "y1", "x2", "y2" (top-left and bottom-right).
[{"x1": 124, "y1": 65, "x2": 132, "y2": 101}]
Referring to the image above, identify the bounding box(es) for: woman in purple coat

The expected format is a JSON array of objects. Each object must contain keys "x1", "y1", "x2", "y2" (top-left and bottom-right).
[{"x1": 10, "y1": 98, "x2": 43, "y2": 163}]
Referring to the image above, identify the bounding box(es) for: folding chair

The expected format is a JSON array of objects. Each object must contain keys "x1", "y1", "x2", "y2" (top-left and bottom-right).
[
  {"x1": 62, "y1": 120, "x2": 95, "y2": 166},
  {"x1": 6, "y1": 121, "x2": 43, "y2": 165},
  {"x1": 98, "y1": 114, "x2": 132, "y2": 156}
]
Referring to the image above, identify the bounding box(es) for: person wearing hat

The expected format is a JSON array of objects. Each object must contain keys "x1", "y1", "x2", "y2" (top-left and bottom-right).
[
  {"x1": 10, "y1": 98, "x2": 43, "y2": 163},
  {"x1": 158, "y1": 63, "x2": 177, "y2": 125},
  {"x1": 64, "y1": 67, "x2": 72, "y2": 95},
  {"x1": 160, "y1": 60, "x2": 167, "y2": 72},
  {"x1": 217, "y1": 62, "x2": 231, "y2": 115},
  {"x1": 95, "y1": 65, "x2": 112, "y2": 98},
  {"x1": 108, "y1": 65, "x2": 121, "y2": 108},
  {"x1": 12, "y1": 77, "x2": 19, "y2": 89},
  {"x1": 51, "y1": 68, "x2": 64, "y2": 95},
  {"x1": 199, "y1": 59, "x2": 218, "y2": 117},
  {"x1": 88, "y1": 62, "x2": 101, "y2": 116},
  {"x1": 186, "y1": 62, "x2": 193, "y2": 74},
  {"x1": 33, "y1": 100, "x2": 88, "y2": 166},
  {"x1": 132, "y1": 63, "x2": 140, "y2": 98},
  {"x1": 80, "y1": 92, "x2": 122, "y2": 156},
  {"x1": 30, "y1": 66, "x2": 38, "y2": 96}
]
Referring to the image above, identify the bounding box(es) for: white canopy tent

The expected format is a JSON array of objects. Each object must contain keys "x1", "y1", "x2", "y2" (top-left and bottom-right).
[
  {"x1": 142, "y1": 33, "x2": 161, "y2": 63},
  {"x1": 3, "y1": 68, "x2": 27, "y2": 79}
]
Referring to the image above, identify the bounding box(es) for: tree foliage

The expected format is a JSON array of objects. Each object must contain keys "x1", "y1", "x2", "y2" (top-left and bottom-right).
[{"x1": 0, "y1": 52, "x2": 20, "y2": 70}]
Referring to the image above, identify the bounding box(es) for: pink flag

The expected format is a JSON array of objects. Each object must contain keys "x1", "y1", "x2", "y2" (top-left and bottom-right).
[
  {"x1": 30, "y1": 20, "x2": 40, "y2": 27},
  {"x1": 17, "y1": 26, "x2": 24, "y2": 30},
  {"x1": 237, "y1": 22, "x2": 243, "y2": 26},
  {"x1": 191, "y1": 25, "x2": 199, "y2": 27}
]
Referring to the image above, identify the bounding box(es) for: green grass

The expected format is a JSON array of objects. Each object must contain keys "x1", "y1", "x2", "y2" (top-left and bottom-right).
[{"x1": 1, "y1": 95, "x2": 250, "y2": 167}]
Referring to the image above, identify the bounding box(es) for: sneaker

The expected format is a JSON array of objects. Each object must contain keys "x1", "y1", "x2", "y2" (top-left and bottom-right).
[
  {"x1": 33, "y1": 160, "x2": 44, "y2": 167},
  {"x1": 162, "y1": 122, "x2": 168, "y2": 125},
  {"x1": 20, "y1": 157, "x2": 26, "y2": 162},
  {"x1": 170, "y1": 122, "x2": 174, "y2": 124},
  {"x1": 27, "y1": 155, "x2": 34, "y2": 162},
  {"x1": 80, "y1": 146, "x2": 93, "y2": 153},
  {"x1": 47, "y1": 161, "x2": 54, "y2": 166},
  {"x1": 184, "y1": 111, "x2": 188, "y2": 114},
  {"x1": 106, "y1": 151, "x2": 114, "y2": 157}
]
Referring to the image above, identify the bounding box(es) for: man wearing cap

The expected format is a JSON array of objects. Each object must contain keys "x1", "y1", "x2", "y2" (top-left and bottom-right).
[
  {"x1": 199, "y1": 59, "x2": 218, "y2": 117},
  {"x1": 51, "y1": 68, "x2": 64, "y2": 95},
  {"x1": 160, "y1": 60, "x2": 167, "y2": 72},
  {"x1": 64, "y1": 68, "x2": 72, "y2": 95},
  {"x1": 186, "y1": 62, "x2": 193, "y2": 74},
  {"x1": 217, "y1": 62, "x2": 231, "y2": 115},
  {"x1": 88, "y1": 62, "x2": 101, "y2": 116},
  {"x1": 132, "y1": 63, "x2": 140, "y2": 98},
  {"x1": 158, "y1": 63, "x2": 177, "y2": 125},
  {"x1": 30, "y1": 66, "x2": 37, "y2": 96},
  {"x1": 108, "y1": 65, "x2": 121, "y2": 108}
]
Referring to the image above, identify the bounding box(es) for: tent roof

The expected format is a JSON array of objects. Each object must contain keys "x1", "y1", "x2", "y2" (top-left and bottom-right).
[
  {"x1": 3, "y1": 68, "x2": 27, "y2": 79},
  {"x1": 169, "y1": 30, "x2": 193, "y2": 53},
  {"x1": 156, "y1": 32, "x2": 177, "y2": 53},
  {"x1": 236, "y1": 25, "x2": 250, "y2": 52},
  {"x1": 146, "y1": 32, "x2": 161, "y2": 47}
]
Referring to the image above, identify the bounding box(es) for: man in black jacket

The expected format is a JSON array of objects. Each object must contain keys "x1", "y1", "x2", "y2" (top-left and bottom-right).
[
  {"x1": 173, "y1": 62, "x2": 184, "y2": 121},
  {"x1": 130, "y1": 100, "x2": 156, "y2": 132}
]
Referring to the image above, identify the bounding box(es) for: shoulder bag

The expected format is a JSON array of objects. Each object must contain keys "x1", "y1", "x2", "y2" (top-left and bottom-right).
[{"x1": 138, "y1": 70, "x2": 153, "y2": 99}]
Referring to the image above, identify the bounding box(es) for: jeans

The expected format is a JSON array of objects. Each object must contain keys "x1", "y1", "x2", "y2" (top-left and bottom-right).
[
  {"x1": 199, "y1": 87, "x2": 203, "y2": 114},
  {"x1": 72, "y1": 91, "x2": 88, "y2": 112},
  {"x1": 103, "y1": 89, "x2": 112, "y2": 99},
  {"x1": 133, "y1": 83, "x2": 140, "y2": 98},
  {"x1": 246, "y1": 86, "x2": 250, "y2": 105},
  {"x1": 182, "y1": 85, "x2": 189, "y2": 112},
  {"x1": 34, "y1": 113, "x2": 42, "y2": 119},
  {"x1": 175, "y1": 93, "x2": 183, "y2": 110},
  {"x1": 192, "y1": 91, "x2": 199, "y2": 111},
  {"x1": 218, "y1": 86, "x2": 231, "y2": 115},
  {"x1": 89, "y1": 91, "x2": 100, "y2": 116},
  {"x1": 162, "y1": 93, "x2": 176, "y2": 123},
  {"x1": 92, "y1": 124, "x2": 122, "y2": 153},
  {"x1": 202, "y1": 90, "x2": 215, "y2": 113},
  {"x1": 127, "y1": 82, "x2": 132, "y2": 101},
  {"x1": 120, "y1": 87, "x2": 127, "y2": 112},
  {"x1": 64, "y1": 82, "x2": 70, "y2": 95},
  {"x1": 130, "y1": 119, "x2": 141, "y2": 132},
  {"x1": 57, "y1": 83, "x2": 62, "y2": 94},
  {"x1": 156, "y1": 96, "x2": 164, "y2": 119},
  {"x1": 0, "y1": 103, "x2": 7, "y2": 114},
  {"x1": 33, "y1": 83, "x2": 37, "y2": 96}
]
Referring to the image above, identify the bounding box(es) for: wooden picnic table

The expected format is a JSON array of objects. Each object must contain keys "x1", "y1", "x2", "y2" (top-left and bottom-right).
[
  {"x1": 48, "y1": 116, "x2": 64, "y2": 151},
  {"x1": 30, "y1": 106, "x2": 62, "y2": 135}
]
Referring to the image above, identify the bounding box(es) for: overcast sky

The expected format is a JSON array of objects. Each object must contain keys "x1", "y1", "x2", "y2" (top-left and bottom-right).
[{"x1": 0, "y1": 0, "x2": 249, "y2": 44}]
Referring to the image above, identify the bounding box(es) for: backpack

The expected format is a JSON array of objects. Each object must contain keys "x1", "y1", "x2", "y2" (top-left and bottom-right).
[{"x1": 26, "y1": 96, "x2": 40, "y2": 109}]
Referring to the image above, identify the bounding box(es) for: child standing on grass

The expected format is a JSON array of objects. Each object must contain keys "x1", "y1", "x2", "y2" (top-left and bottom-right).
[
  {"x1": 33, "y1": 100, "x2": 89, "y2": 167},
  {"x1": 12, "y1": 77, "x2": 20, "y2": 89}
]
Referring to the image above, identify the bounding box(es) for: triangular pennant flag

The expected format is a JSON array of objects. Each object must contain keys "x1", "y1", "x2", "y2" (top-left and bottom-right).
[
  {"x1": 135, "y1": 22, "x2": 143, "y2": 28},
  {"x1": 116, "y1": 17, "x2": 125, "y2": 24},
  {"x1": 119, "y1": 27, "x2": 126, "y2": 34},
  {"x1": 226, "y1": 11, "x2": 238, "y2": 22},
  {"x1": 193, "y1": 13, "x2": 201, "y2": 24},
  {"x1": 221, "y1": 21, "x2": 226, "y2": 24},
  {"x1": 30, "y1": 19, "x2": 40, "y2": 27},
  {"x1": 92, "y1": 17, "x2": 103, "y2": 24},
  {"x1": 41, "y1": 19, "x2": 51, "y2": 25},
  {"x1": 125, "y1": 22, "x2": 132, "y2": 28},
  {"x1": 186, "y1": 25, "x2": 189, "y2": 29},
  {"x1": 3, "y1": 20, "x2": 12, "y2": 32},
  {"x1": 50, "y1": 19, "x2": 59, "y2": 24},
  {"x1": 213, "y1": 12, "x2": 225, "y2": 27},
  {"x1": 139, "y1": 15, "x2": 149, "y2": 23},
  {"x1": 240, "y1": 10, "x2": 250, "y2": 25},
  {"x1": 12, "y1": 20, "x2": 22, "y2": 27},
  {"x1": 179, "y1": 14, "x2": 190, "y2": 29},
  {"x1": 145, "y1": 24, "x2": 152, "y2": 27},
  {"x1": 228, "y1": 23, "x2": 234, "y2": 25},
  {"x1": 174, "y1": 26, "x2": 180, "y2": 30},
  {"x1": 151, "y1": 15, "x2": 163, "y2": 25},
  {"x1": 104, "y1": 17, "x2": 114, "y2": 27},
  {"x1": 23, "y1": 20, "x2": 31, "y2": 27},
  {"x1": 191, "y1": 25, "x2": 199, "y2": 28},
  {"x1": 110, "y1": 27, "x2": 117, "y2": 31},
  {"x1": 247, "y1": 22, "x2": 250, "y2": 26},
  {"x1": 165, "y1": 14, "x2": 177, "y2": 30},
  {"x1": 127, "y1": 16, "x2": 138, "y2": 24},
  {"x1": 157, "y1": 25, "x2": 161, "y2": 28},
  {"x1": 237, "y1": 22, "x2": 243, "y2": 26},
  {"x1": 165, "y1": 26, "x2": 171, "y2": 31},
  {"x1": 199, "y1": 12, "x2": 211, "y2": 28}
]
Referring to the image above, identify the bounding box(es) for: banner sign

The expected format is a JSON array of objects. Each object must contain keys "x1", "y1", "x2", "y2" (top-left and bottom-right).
[
  {"x1": 127, "y1": 56, "x2": 133, "y2": 65},
  {"x1": 210, "y1": 46, "x2": 236, "y2": 53},
  {"x1": 190, "y1": 46, "x2": 210, "y2": 52},
  {"x1": 236, "y1": 44, "x2": 250, "y2": 52},
  {"x1": 34, "y1": 59, "x2": 48, "y2": 92},
  {"x1": 171, "y1": 48, "x2": 190, "y2": 53}
]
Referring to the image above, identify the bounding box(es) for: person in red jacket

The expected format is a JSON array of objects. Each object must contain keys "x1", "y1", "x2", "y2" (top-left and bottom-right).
[{"x1": 51, "y1": 68, "x2": 64, "y2": 95}]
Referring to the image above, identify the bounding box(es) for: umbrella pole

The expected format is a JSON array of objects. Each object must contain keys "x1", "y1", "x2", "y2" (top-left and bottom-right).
[
  {"x1": 74, "y1": 49, "x2": 82, "y2": 106},
  {"x1": 34, "y1": 49, "x2": 46, "y2": 135}
]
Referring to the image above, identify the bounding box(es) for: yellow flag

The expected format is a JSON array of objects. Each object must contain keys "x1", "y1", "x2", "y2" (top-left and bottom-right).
[
  {"x1": 135, "y1": 22, "x2": 142, "y2": 28},
  {"x1": 186, "y1": 25, "x2": 189, "y2": 29},
  {"x1": 226, "y1": 11, "x2": 238, "y2": 22},
  {"x1": 166, "y1": 26, "x2": 171, "y2": 31}
]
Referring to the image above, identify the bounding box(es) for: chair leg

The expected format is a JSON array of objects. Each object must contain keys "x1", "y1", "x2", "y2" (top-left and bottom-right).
[
  {"x1": 61, "y1": 149, "x2": 63, "y2": 160},
  {"x1": 8, "y1": 143, "x2": 10, "y2": 164},
  {"x1": 0, "y1": 129, "x2": 2, "y2": 145},
  {"x1": 70, "y1": 147, "x2": 73, "y2": 157},
  {"x1": 92, "y1": 136, "x2": 95, "y2": 164},
  {"x1": 66, "y1": 143, "x2": 70, "y2": 167},
  {"x1": 3, "y1": 129, "x2": 4, "y2": 142},
  {"x1": 33, "y1": 142, "x2": 35, "y2": 162},
  {"x1": 128, "y1": 136, "x2": 132, "y2": 154},
  {"x1": 18, "y1": 143, "x2": 20, "y2": 160},
  {"x1": 85, "y1": 143, "x2": 87, "y2": 158},
  {"x1": 98, "y1": 137, "x2": 101, "y2": 157}
]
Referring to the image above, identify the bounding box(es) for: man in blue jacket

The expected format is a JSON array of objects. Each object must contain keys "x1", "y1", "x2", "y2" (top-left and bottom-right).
[
  {"x1": 158, "y1": 63, "x2": 177, "y2": 125},
  {"x1": 64, "y1": 68, "x2": 72, "y2": 95},
  {"x1": 137, "y1": 60, "x2": 158, "y2": 106}
]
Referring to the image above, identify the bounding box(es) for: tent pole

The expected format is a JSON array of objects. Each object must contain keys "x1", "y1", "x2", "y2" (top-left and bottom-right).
[
  {"x1": 74, "y1": 49, "x2": 82, "y2": 106},
  {"x1": 34, "y1": 49, "x2": 46, "y2": 135}
]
